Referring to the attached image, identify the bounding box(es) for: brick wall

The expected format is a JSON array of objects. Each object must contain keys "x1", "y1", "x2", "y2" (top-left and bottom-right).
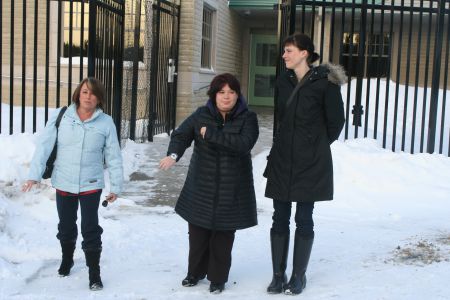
[{"x1": 176, "y1": 0, "x2": 244, "y2": 125}]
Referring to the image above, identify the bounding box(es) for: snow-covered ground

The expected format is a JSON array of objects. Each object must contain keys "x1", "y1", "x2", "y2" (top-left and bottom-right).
[
  {"x1": 1, "y1": 79, "x2": 450, "y2": 299},
  {"x1": 1, "y1": 133, "x2": 450, "y2": 299}
]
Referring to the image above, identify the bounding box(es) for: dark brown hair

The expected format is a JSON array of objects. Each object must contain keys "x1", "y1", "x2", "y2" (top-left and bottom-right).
[
  {"x1": 207, "y1": 73, "x2": 241, "y2": 101},
  {"x1": 72, "y1": 77, "x2": 106, "y2": 110},
  {"x1": 283, "y1": 33, "x2": 320, "y2": 65}
]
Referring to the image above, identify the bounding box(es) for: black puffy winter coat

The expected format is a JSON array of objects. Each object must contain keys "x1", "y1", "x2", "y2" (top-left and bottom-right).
[
  {"x1": 168, "y1": 97, "x2": 259, "y2": 231},
  {"x1": 265, "y1": 63, "x2": 345, "y2": 202}
]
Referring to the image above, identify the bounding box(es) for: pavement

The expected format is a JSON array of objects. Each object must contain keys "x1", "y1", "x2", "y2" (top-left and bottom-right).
[{"x1": 120, "y1": 106, "x2": 274, "y2": 207}]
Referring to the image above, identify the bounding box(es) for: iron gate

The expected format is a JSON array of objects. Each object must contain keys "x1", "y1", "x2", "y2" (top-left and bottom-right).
[
  {"x1": 88, "y1": 0, "x2": 125, "y2": 139},
  {"x1": 0, "y1": 0, "x2": 124, "y2": 139},
  {"x1": 276, "y1": 0, "x2": 450, "y2": 156},
  {"x1": 148, "y1": 0, "x2": 180, "y2": 140}
]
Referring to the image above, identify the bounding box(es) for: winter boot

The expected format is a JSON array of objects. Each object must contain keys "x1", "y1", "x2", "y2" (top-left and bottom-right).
[
  {"x1": 209, "y1": 282, "x2": 225, "y2": 294},
  {"x1": 84, "y1": 249, "x2": 103, "y2": 291},
  {"x1": 182, "y1": 274, "x2": 206, "y2": 287},
  {"x1": 283, "y1": 231, "x2": 314, "y2": 295},
  {"x1": 267, "y1": 230, "x2": 289, "y2": 294},
  {"x1": 58, "y1": 241, "x2": 75, "y2": 277}
]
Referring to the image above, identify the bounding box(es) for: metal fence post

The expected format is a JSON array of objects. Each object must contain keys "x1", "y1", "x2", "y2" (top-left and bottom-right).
[
  {"x1": 427, "y1": 0, "x2": 446, "y2": 154},
  {"x1": 148, "y1": 0, "x2": 162, "y2": 142},
  {"x1": 130, "y1": 0, "x2": 142, "y2": 141},
  {"x1": 113, "y1": 1, "x2": 125, "y2": 144},
  {"x1": 352, "y1": 0, "x2": 367, "y2": 136},
  {"x1": 274, "y1": 0, "x2": 296, "y2": 136},
  {"x1": 88, "y1": 0, "x2": 97, "y2": 77}
]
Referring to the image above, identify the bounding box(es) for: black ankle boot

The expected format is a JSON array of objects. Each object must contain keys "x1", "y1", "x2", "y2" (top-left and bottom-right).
[
  {"x1": 84, "y1": 249, "x2": 103, "y2": 290},
  {"x1": 283, "y1": 231, "x2": 314, "y2": 295},
  {"x1": 182, "y1": 274, "x2": 205, "y2": 287},
  {"x1": 58, "y1": 241, "x2": 75, "y2": 277},
  {"x1": 209, "y1": 282, "x2": 225, "y2": 294},
  {"x1": 267, "y1": 230, "x2": 289, "y2": 294}
]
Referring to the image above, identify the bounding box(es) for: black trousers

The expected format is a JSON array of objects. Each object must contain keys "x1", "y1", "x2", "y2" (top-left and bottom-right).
[
  {"x1": 271, "y1": 200, "x2": 315, "y2": 237},
  {"x1": 187, "y1": 223, "x2": 236, "y2": 284},
  {"x1": 56, "y1": 190, "x2": 103, "y2": 250}
]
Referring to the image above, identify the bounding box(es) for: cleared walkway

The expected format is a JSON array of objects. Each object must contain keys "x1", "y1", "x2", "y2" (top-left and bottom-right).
[{"x1": 121, "y1": 106, "x2": 274, "y2": 207}]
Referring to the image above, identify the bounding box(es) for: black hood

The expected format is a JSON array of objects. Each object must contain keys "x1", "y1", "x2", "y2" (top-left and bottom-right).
[{"x1": 206, "y1": 95, "x2": 248, "y2": 120}]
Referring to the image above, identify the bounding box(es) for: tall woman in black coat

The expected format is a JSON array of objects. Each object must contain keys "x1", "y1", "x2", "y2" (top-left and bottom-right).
[
  {"x1": 264, "y1": 33, "x2": 345, "y2": 295},
  {"x1": 159, "y1": 73, "x2": 259, "y2": 294}
]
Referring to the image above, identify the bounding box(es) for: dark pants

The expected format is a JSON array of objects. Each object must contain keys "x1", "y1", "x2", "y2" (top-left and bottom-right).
[
  {"x1": 56, "y1": 190, "x2": 103, "y2": 250},
  {"x1": 187, "y1": 223, "x2": 236, "y2": 284},
  {"x1": 271, "y1": 200, "x2": 314, "y2": 237}
]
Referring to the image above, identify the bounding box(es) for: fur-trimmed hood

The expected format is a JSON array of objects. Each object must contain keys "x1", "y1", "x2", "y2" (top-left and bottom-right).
[
  {"x1": 323, "y1": 63, "x2": 347, "y2": 85},
  {"x1": 311, "y1": 63, "x2": 347, "y2": 86},
  {"x1": 284, "y1": 62, "x2": 347, "y2": 86}
]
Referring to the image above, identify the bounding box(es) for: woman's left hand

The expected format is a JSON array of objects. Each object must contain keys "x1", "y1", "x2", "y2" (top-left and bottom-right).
[
  {"x1": 200, "y1": 126, "x2": 207, "y2": 139},
  {"x1": 105, "y1": 193, "x2": 118, "y2": 203},
  {"x1": 159, "y1": 156, "x2": 176, "y2": 170}
]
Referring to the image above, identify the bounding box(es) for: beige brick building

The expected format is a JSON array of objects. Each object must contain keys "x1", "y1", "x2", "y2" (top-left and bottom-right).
[
  {"x1": 176, "y1": 0, "x2": 277, "y2": 121},
  {"x1": 177, "y1": 0, "x2": 244, "y2": 122}
]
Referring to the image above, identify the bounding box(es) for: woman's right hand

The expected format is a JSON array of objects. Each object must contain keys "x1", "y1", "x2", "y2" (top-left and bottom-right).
[
  {"x1": 22, "y1": 180, "x2": 38, "y2": 192},
  {"x1": 159, "y1": 156, "x2": 176, "y2": 170}
]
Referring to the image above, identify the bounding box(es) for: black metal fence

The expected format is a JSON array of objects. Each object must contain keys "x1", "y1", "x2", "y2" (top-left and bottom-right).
[
  {"x1": 148, "y1": 0, "x2": 180, "y2": 140},
  {"x1": 115, "y1": 0, "x2": 180, "y2": 142},
  {"x1": 88, "y1": 0, "x2": 125, "y2": 138},
  {"x1": 0, "y1": 0, "x2": 124, "y2": 139},
  {"x1": 276, "y1": 0, "x2": 450, "y2": 156}
]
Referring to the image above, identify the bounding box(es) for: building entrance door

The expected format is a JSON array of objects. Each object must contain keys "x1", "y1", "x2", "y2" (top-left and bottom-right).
[{"x1": 248, "y1": 35, "x2": 277, "y2": 106}]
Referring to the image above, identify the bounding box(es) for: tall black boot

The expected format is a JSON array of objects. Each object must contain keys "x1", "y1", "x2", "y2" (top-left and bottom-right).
[
  {"x1": 84, "y1": 249, "x2": 103, "y2": 291},
  {"x1": 58, "y1": 241, "x2": 75, "y2": 277},
  {"x1": 267, "y1": 230, "x2": 289, "y2": 294},
  {"x1": 283, "y1": 231, "x2": 314, "y2": 295}
]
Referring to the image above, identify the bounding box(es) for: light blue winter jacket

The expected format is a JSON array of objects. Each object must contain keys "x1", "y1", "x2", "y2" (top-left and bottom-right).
[{"x1": 28, "y1": 104, "x2": 123, "y2": 194}]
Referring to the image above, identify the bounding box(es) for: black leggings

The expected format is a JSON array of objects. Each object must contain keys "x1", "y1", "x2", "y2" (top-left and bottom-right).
[{"x1": 271, "y1": 200, "x2": 314, "y2": 237}]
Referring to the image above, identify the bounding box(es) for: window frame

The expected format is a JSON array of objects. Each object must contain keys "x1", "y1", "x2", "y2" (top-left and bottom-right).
[
  {"x1": 123, "y1": 0, "x2": 146, "y2": 63},
  {"x1": 62, "y1": 2, "x2": 89, "y2": 61},
  {"x1": 341, "y1": 32, "x2": 391, "y2": 77},
  {"x1": 61, "y1": 1, "x2": 147, "y2": 64},
  {"x1": 200, "y1": 4, "x2": 216, "y2": 71}
]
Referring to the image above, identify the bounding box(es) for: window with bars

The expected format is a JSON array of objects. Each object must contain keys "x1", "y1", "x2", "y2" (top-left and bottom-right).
[
  {"x1": 63, "y1": 2, "x2": 89, "y2": 58},
  {"x1": 341, "y1": 32, "x2": 390, "y2": 77},
  {"x1": 201, "y1": 5, "x2": 215, "y2": 69},
  {"x1": 62, "y1": 1, "x2": 145, "y2": 62},
  {"x1": 124, "y1": 0, "x2": 146, "y2": 62}
]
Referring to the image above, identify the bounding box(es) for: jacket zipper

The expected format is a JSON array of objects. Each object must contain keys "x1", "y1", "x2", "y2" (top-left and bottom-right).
[{"x1": 211, "y1": 117, "x2": 225, "y2": 230}]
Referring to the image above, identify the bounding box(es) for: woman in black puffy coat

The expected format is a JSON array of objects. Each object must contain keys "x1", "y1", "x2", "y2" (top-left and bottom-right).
[
  {"x1": 159, "y1": 73, "x2": 259, "y2": 294},
  {"x1": 264, "y1": 33, "x2": 345, "y2": 295}
]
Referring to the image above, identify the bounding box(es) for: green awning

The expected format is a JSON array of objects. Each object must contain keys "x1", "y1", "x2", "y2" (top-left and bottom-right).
[{"x1": 228, "y1": 0, "x2": 277, "y2": 9}]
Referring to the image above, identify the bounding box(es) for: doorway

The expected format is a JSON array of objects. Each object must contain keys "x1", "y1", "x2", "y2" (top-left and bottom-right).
[{"x1": 248, "y1": 35, "x2": 277, "y2": 106}]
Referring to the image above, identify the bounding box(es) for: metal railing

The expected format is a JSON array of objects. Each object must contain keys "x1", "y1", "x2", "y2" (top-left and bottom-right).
[{"x1": 276, "y1": 0, "x2": 450, "y2": 155}]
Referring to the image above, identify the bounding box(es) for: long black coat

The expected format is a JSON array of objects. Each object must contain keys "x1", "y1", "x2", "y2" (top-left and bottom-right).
[
  {"x1": 265, "y1": 63, "x2": 345, "y2": 202},
  {"x1": 168, "y1": 98, "x2": 259, "y2": 231}
]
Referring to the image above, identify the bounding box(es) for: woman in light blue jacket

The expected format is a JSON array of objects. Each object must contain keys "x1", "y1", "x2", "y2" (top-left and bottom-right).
[{"x1": 22, "y1": 77, "x2": 123, "y2": 291}]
